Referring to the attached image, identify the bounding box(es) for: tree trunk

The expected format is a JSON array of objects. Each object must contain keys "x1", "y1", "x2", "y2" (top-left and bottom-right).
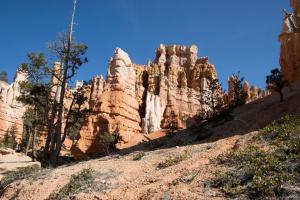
[
  {"x1": 42, "y1": 90, "x2": 52, "y2": 160},
  {"x1": 212, "y1": 97, "x2": 215, "y2": 117},
  {"x1": 50, "y1": 40, "x2": 70, "y2": 167},
  {"x1": 43, "y1": 132, "x2": 51, "y2": 160},
  {"x1": 43, "y1": 103, "x2": 57, "y2": 161},
  {"x1": 61, "y1": 97, "x2": 75, "y2": 143},
  {"x1": 32, "y1": 128, "x2": 37, "y2": 161},
  {"x1": 49, "y1": 0, "x2": 77, "y2": 167},
  {"x1": 279, "y1": 90, "x2": 284, "y2": 103},
  {"x1": 25, "y1": 128, "x2": 32, "y2": 155}
]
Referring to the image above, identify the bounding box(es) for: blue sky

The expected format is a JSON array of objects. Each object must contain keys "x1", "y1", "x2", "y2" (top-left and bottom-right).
[{"x1": 0, "y1": 0, "x2": 290, "y2": 89}]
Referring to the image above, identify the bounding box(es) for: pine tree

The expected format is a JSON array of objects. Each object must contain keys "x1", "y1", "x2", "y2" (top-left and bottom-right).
[
  {"x1": 16, "y1": 0, "x2": 89, "y2": 167},
  {"x1": 17, "y1": 53, "x2": 50, "y2": 161},
  {"x1": 43, "y1": 0, "x2": 88, "y2": 166},
  {"x1": 230, "y1": 72, "x2": 247, "y2": 108},
  {"x1": 266, "y1": 68, "x2": 289, "y2": 103},
  {"x1": 207, "y1": 78, "x2": 224, "y2": 117},
  {"x1": 0, "y1": 71, "x2": 8, "y2": 82},
  {"x1": 3, "y1": 124, "x2": 17, "y2": 149}
]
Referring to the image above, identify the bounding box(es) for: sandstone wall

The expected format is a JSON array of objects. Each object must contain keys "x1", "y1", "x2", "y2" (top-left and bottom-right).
[
  {"x1": 279, "y1": 0, "x2": 300, "y2": 83},
  {"x1": 0, "y1": 70, "x2": 27, "y2": 139},
  {"x1": 74, "y1": 44, "x2": 222, "y2": 157}
]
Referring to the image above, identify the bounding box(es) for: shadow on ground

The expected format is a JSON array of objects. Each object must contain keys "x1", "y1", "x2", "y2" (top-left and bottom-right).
[{"x1": 59, "y1": 83, "x2": 300, "y2": 166}]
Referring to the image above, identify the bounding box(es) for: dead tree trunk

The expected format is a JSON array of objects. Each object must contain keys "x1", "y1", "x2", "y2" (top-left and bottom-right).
[
  {"x1": 25, "y1": 128, "x2": 32, "y2": 155},
  {"x1": 32, "y1": 127, "x2": 37, "y2": 161},
  {"x1": 49, "y1": 0, "x2": 77, "y2": 167}
]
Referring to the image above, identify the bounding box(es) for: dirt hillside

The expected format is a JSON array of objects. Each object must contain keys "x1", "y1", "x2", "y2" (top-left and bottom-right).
[{"x1": 1, "y1": 83, "x2": 300, "y2": 200}]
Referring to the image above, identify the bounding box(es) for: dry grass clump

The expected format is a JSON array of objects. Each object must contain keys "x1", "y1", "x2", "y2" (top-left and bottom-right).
[{"x1": 157, "y1": 152, "x2": 190, "y2": 169}]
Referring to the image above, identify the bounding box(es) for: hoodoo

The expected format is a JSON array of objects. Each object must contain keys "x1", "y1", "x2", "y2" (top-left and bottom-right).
[
  {"x1": 74, "y1": 44, "x2": 223, "y2": 157},
  {"x1": 279, "y1": 0, "x2": 300, "y2": 83}
]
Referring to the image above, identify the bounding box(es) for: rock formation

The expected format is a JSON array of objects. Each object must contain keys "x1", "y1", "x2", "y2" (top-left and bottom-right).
[
  {"x1": 0, "y1": 69, "x2": 27, "y2": 139},
  {"x1": 74, "y1": 44, "x2": 222, "y2": 157},
  {"x1": 228, "y1": 76, "x2": 265, "y2": 105},
  {"x1": 160, "y1": 92, "x2": 184, "y2": 130},
  {"x1": 73, "y1": 48, "x2": 143, "y2": 156},
  {"x1": 279, "y1": 0, "x2": 300, "y2": 83},
  {"x1": 2, "y1": 2, "x2": 299, "y2": 159},
  {"x1": 0, "y1": 43, "x2": 273, "y2": 158},
  {"x1": 0, "y1": 44, "x2": 223, "y2": 157}
]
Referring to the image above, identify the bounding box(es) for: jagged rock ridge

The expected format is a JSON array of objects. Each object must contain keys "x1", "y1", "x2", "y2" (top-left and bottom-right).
[{"x1": 74, "y1": 44, "x2": 222, "y2": 157}]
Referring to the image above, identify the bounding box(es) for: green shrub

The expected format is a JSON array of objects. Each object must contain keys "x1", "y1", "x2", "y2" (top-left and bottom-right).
[
  {"x1": 133, "y1": 152, "x2": 145, "y2": 161},
  {"x1": 213, "y1": 147, "x2": 292, "y2": 197},
  {"x1": 158, "y1": 152, "x2": 190, "y2": 169},
  {"x1": 98, "y1": 129, "x2": 123, "y2": 155},
  {"x1": 2, "y1": 124, "x2": 18, "y2": 149},
  {"x1": 229, "y1": 71, "x2": 247, "y2": 108},
  {"x1": 211, "y1": 115, "x2": 300, "y2": 199},
  {"x1": 166, "y1": 111, "x2": 179, "y2": 136},
  {"x1": 179, "y1": 111, "x2": 186, "y2": 128},
  {"x1": 48, "y1": 168, "x2": 94, "y2": 200},
  {"x1": 260, "y1": 115, "x2": 300, "y2": 142},
  {"x1": 171, "y1": 170, "x2": 199, "y2": 186},
  {"x1": 0, "y1": 164, "x2": 40, "y2": 195}
]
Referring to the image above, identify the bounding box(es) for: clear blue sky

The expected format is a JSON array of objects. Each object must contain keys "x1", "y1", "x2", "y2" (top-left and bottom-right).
[{"x1": 0, "y1": 0, "x2": 291, "y2": 89}]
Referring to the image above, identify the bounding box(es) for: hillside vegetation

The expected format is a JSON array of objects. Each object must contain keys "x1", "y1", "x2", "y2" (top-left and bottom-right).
[
  {"x1": 211, "y1": 115, "x2": 300, "y2": 199},
  {"x1": 1, "y1": 84, "x2": 300, "y2": 199}
]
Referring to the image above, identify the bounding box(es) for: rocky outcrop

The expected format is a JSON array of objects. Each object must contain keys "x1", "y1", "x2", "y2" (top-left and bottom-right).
[
  {"x1": 228, "y1": 76, "x2": 265, "y2": 105},
  {"x1": 0, "y1": 44, "x2": 223, "y2": 158},
  {"x1": 0, "y1": 69, "x2": 27, "y2": 139},
  {"x1": 89, "y1": 75, "x2": 105, "y2": 108},
  {"x1": 74, "y1": 48, "x2": 143, "y2": 157},
  {"x1": 160, "y1": 92, "x2": 184, "y2": 130},
  {"x1": 279, "y1": 0, "x2": 300, "y2": 83},
  {"x1": 74, "y1": 44, "x2": 222, "y2": 157}
]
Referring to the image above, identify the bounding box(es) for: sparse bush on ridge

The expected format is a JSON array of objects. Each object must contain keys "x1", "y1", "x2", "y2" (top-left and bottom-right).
[
  {"x1": 166, "y1": 111, "x2": 179, "y2": 136},
  {"x1": 98, "y1": 128, "x2": 123, "y2": 155},
  {"x1": 157, "y1": 152, "x2": 190, "y2": 169},
  {"x1": 229, "y1": 71, "x2": 247, "y2": 108},
  {"x1": 48, "y1": 168, "x2": 94, "y2": 200},
  {"x1": 1, "y1": 124, "x2": 18, "y2": 149},
  {"x1": 133, "y1": 152, "x2": 145, "y2": 161},
  {"x1": 0, "y1": 71, "x2": 8, "y2": 82},
  {"x1": 171, "y1": 170, "x2": 199, "y2": 186},
  {"x1": 210, "y1": 115, "x2": 300, "y2": 199},
  {"x1": 266, "y1": 68, "x2": 289, "y2": 103},
  {"x1": 0, "y1": 165, "x2": 40, "y2": 195}
]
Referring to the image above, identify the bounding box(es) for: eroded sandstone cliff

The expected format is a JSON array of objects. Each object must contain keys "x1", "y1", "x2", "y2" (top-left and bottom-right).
[
  {"x1": 279, "y1": 0, "x2": 300, "y2": 83},
  {"x1": 74, "y1": 44, "x2": 221, "y2": 157},
  {"x1": 0, "y1": 69, "x2": 27, "y2": 139}
]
